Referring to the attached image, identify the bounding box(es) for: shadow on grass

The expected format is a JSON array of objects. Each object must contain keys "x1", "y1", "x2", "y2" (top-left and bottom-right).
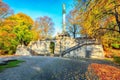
[
  {"x1": 113, "y1": 56, "x2": 120, "y2": 65},
  {"x1": 0, "y1": 60, "x2": 25, "y2": 72}
]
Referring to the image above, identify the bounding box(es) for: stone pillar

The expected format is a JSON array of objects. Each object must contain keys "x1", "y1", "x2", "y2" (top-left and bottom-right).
[{"x1": 62, "y1": 3, "x2": 66, "y2": 32}]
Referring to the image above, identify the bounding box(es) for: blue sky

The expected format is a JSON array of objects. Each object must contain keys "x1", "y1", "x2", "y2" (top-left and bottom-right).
[{"x1": 3, "y1": 0, "x2": 73, "y2": 36}]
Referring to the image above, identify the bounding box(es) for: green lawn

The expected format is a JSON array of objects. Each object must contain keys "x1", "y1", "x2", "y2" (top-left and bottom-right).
[
  {"x1": 0, "y1": 60, "x2": 25, "y2": 72},
  {"x1": 113, "y1": 56, "x2": 120, "y2": 65}
]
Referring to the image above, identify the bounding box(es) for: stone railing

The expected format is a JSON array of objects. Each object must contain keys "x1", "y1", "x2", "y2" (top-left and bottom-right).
[
  {"x1": 15, "y1": 37, "x2": 77, "y2": 56},
  {"x1": 15, "y1": 37, "x2": 104, "y2": 58},
  {"x1": 61, "y1": 41, "x2": 104, "y2": 58},
  {"x1": 27, "y1": 37, "x2": 77, "y2": 54}
]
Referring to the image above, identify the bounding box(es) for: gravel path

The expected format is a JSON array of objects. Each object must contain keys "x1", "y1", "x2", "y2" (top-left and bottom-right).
[{"x1": 0, "y1": 56, "x2": 117, "y2": 80}]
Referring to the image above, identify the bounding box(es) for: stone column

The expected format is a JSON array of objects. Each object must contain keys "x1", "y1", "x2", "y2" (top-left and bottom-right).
[{"x1": 62, "y1": 3, "x2": 66, "y2": 32}]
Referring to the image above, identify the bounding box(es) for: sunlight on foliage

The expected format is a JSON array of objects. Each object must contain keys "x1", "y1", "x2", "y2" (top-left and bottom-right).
[{"x1": 74, "y1": 0, "x2": 120, "y2": 50}]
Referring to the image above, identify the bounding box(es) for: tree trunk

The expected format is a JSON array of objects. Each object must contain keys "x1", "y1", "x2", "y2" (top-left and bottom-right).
[
  {"x1": 115, "y1": 7, "x2": 120, "y2": 33},
  {"x1": 73, "y1": 24, "x2": 76, "y2": 38}
]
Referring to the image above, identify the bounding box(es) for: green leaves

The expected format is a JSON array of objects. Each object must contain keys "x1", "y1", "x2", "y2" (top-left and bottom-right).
[
  {"x1": 7, "y1": 13, "x2": 34, "y2": 46},
  {"x1": 0, "y1": 12, "x2": 35, "y2": 54}
]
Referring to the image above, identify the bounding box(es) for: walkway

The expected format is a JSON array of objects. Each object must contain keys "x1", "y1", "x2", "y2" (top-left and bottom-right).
[{"x1": 0, "y1": 56, "x2": 117, "y2": 80}]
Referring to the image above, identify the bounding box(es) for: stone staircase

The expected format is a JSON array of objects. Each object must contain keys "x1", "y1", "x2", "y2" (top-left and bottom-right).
[
  {"x1": 15, "y1": 38, "x2": 104, "y2": 58},
  {"x1": 61, "y1": 41, "x2": 104, "y2": 58}
]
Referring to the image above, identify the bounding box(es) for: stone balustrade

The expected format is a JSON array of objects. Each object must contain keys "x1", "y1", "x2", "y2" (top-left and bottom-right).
[
  {"x1": 15, "y1": 37, "x2": 104, "y2": 58},
  {"x1": 63, "y1": 42, "x2": 104, "y2": 58}
]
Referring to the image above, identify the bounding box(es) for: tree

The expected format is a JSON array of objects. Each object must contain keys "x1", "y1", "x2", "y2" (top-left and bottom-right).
[
  {"x1": 0, "y1": 1, "x2": 13, "y2": 18},
  {"x1": 0, "y1": 19, "x2": 17, "y2": 54},
  {"x1": 0, "y1": 2, "x2": 39, "y2": 55},
  {"x1": 74, "y1": 0, "x2": 120, "y2": 48},
  {"x1": 66, "y1": 9, "x2": 81, "y2": 38},
  {"x1": 0, "y1": 1, "x2": 15, "y2": 54},
  {"x1": 0, "y1": 1, "x2": 13, "y2": 27},
  {"x1": 7, "y1": 13, "x2": 34, "y2": 46},
  {"x1": 34, "y1": 16, "x2": 54, "y2": 39},
  {"x1": 0, "y1": 12, "x2": 39, "y2": 54}
]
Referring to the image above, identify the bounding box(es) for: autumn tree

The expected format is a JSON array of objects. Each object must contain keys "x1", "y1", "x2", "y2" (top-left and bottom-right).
[
  {"x1": 34, "y1": 16, "x2": 54, "y2": 39},
  {"x1": 0, "y1": 19, "x2": 17, "y2": 54},
  {"x1": 66, "y1": 9, "x2": 81, "y2": 38},
  {"x1": 0, "y1": 1, "x2": 15, "y2": 54},
  {"x1": 0, "y1": 1, "x2": 13, "y2": 27},
  {"x1": 0, "y1": 1, "x2": 40, "y2": 55},
  {"x1": 0, "y1": 1, "x2": 13, "y2": 18},
  {"x1": 6, "y1": 13, "x2": 35, "y2": 46},
  {"x1": 74, "y1": 0, "x2": 120, "y2": 48},
  {"x1": 0, "y1": 12, "x2": 39, "y2": 54}
]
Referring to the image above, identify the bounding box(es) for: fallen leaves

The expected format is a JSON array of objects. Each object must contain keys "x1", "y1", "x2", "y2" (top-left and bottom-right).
[{"x1": 86, "y1": 63, "x2": 120, "y2": 80}]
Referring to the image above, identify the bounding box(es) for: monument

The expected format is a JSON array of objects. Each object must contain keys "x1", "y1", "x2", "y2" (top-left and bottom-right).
[
  {"x1": 62, "y1": 3, "x2": 66, "y2": 33},
  {"x1": 57, "y1": 3, "x2": 70, "y2": 38}
]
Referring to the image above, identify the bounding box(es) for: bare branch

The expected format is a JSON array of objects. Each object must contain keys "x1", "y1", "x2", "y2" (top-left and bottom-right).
[{"x1": 98, "y1": 28, "x2": 120, "y2": 33}]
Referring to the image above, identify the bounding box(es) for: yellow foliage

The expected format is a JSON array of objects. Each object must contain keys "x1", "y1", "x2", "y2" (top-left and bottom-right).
[{"x1": 75, "y1": 0, "x2": 120, "y2": 48}]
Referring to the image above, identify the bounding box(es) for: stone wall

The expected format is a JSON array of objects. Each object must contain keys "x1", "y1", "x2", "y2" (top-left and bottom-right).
[
  {"x1": 15, "y1": 37, "x2": 104, "y2": 58},
  {"x1": 27, "y1": 37, "x2": 77, "y2": 55},
  {"x1": 15, "y1": 45, "x2": 32, "y2": 56},
  {"x1": 63, "y1": 44, "x2": 104, "y2": 58}
]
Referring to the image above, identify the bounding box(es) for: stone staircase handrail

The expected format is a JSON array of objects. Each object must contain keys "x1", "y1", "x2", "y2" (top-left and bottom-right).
[{"x1": 61, "y1": 41, "x2": 100, "y2": 56}]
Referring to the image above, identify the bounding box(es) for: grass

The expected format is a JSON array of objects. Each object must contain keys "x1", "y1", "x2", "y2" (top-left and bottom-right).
[
  {"x1": 104, "y1": 58, "x2": 113, "y2": 62},
  {"x1": 0, "y1": 60, "x2": 25, "y2": 72},
  {"x1": 113, "y1": 56, "x2": 120, "y2": 65},
  {"x1": 104, "y1": 56, "x2": 120, "y2": 65}
]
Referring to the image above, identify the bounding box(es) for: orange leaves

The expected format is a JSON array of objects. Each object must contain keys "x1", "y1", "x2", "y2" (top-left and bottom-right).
[
  {"x1": 0, "y1": 2, "x2": 37, "y2": 54},
  {"x1": 0, "y1": 2, "x2": 12, "y2": 18},
  {"x1": 0, "y1": 2, "x2": 9, "y2": 13},
  {"x1": 7, "y1": 13, "x2": 34, "y2": 28},
  {"x1": 118, "y1": 0, "x2": 120, "y2": 3},
  {"x1": 34, "y1": 16, "x2": 54, "y2": 39},
  {"x1": 16, "y1": 13, "x2": 34, "y2": 25},
  {"x1": 87, "y1": 63, "x2": 120, "y2": 80},
  {"x1": 0, "y1": 31, "x2": 7, "y2": 36},
  {"x1": 75, "y1": 0, "x2": 120, "y2": 48},
  {"x1": 0, "y1": 19, "x2": 16, "y2": 35},
  {"x1": 104, "y1": 16, "x2": 116, "y2": 27},
  {"x1": 0, "y1": 30, "x2": 16, "y2": 39},
  {"x1": 67, "y1": 9, "x2": 79, "y2": 25}
]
